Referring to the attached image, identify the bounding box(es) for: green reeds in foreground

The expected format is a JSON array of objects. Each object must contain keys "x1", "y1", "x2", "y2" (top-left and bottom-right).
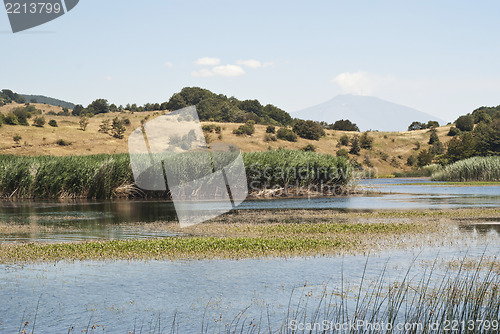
[
  {"x1": 0, "y1": 150, "x2": 351, "y2": 199},
  {"x1": 432, "y1": 156, "x2": 500, "y2": 182}
]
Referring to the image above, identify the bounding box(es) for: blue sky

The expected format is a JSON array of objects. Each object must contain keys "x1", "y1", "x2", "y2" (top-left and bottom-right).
[{"x1": 1, "y1": 0, "x2": 500, "y2": 122}]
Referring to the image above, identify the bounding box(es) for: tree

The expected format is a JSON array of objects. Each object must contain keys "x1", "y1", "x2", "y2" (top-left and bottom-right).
[
  {"x1": 445, "y1": 132, "x2": 477, "y2": 162},
  {"x1": 99, "y1": 119, "x2": 111, "y2": 134},
  {"x1": 292, "y1": 120, "x2": 325, "y2": 140},
  {"x1": 48, "y1": 119, "x2": 58, "y2": 127},
  {"x1": 72, "y1": 104, "x2": 85, "y2": 116},
  {"x1": 428, "y1": 128, "x2": 439, "y2": 144},
  {"x1": 263, "y1": 104, "x2": 293, "y2": 126},
  {"x1": 79, "y1": 115, "x2": 89, "y2": 131},
  {"x1": 239, "y1": 99, "x2": 264, "y2": 117},
  {"x1": 359, "y1": 132, "x2": 374, "y2": 149},
  {"x1": 408, "y1": 121, "x2": 427, "y2": 131},
  {"x1": 266, "y1": 125, "x2": 276, "y2": 134},
  {"x1": 406, "y1": 155, "x2": 417, "y2": 166},
  {"x1": 474, "y1": 119, "x2": 500, "y2": 156},
  {"x1": 87, "y1": 99, "x2": 109, "y2": 114},
  {"x1": 111, "y1": 117, "x2": 126, "y2": 139},
  {"x1": 417, "y1": 149, "x2": 433, "y2": 167},
  {"x1": 330, "y1": 119, "x2": 359, "y2": 131},
  {"x1": 455, "y1": 115, "x2": 474, "y2": 132},
  {"x1": 13, "y1": 134, "x2": 22, "y2": 144},
  {"x1": 426, "y1": 120, "x2": 440, "y2": 128},
  {"x1": 349, "y1": 135, "x2": 361, "y2": 155}
]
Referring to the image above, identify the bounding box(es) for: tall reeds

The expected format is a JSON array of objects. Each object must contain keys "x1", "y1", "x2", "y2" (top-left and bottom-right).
[
  {"x1": 0, "y1": 150, "x2": 352, "y2": 199},
  {"x1": 432, "y1": 156, "x2": 500, "y2": 181}
]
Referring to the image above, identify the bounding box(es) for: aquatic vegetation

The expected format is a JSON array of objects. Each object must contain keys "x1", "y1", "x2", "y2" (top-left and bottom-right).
[
  {"x1": 432, "y1": 156, "x2": 500, "y2": 182},
  {"x1": 0, "y1": 150, "x2": 352, "y2": 199}
]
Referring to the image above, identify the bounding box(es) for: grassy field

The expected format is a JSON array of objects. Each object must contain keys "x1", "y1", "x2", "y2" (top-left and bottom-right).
[{"x1": 0, "y1": 102, "x2": 455, "y2": 176}]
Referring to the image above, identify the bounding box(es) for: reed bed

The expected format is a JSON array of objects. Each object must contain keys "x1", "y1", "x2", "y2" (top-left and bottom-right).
[
  {"x1": 0, "y1": 151, "x2": 351, "y2": 199},
  {"x1": 432, "y1": 156, "x2": 500, "y2": 182}
]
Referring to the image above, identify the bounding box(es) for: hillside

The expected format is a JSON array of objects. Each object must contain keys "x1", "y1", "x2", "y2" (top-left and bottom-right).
[
  {"x1": 0, "y1": 103, "x2": 455, "y2": 176},
  {"x1": 293, "y1": 94, "x2": 447, "y2": 132},
  {"x1": 21, "y1": 94, "x2": 76, "y2": 109}
]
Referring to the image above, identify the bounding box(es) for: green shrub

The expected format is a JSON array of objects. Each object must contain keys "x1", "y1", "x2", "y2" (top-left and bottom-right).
[
  {"x1": 4, "y1": 112, "x2": 19, "y2": 125},
  {"x1": 336, "y1": 149, "x2": 349, "y2": 158},
  {"x1": 359, "y1": 132, "x2": 374, "y2": 149},
  {"x1": 349, "y1": 135, "x2": 360, "y2": 155},
  {"x1": 266, "y1": 125, "x2": 276, "y2": 134},
  {"x1": 447, "y1": 126, "x2": 460, "y2": 136},
  {"x1": 276, "y1": 128, "x2": 297, "y2": 142},
  {"x1": 48, "y1": 119, "x2": 58, "y2": 127},
  {"x1": 112, "y1": 117, "x2": 126, "y2": 139},
  {"x1": 32, "y1": 115, "x2": 46, "y2": 127},
  {"x1": 428, "y1": 128, "x2": 439, "y2": 144},
  {"x1": 292, "y1": 120, "x2": 325, "y2": 140},
  {"x1": 417, "y1": 149, "x2": 433, "y2": 167},
  {"x1": 56, "y1": 139, "x2": 72, "y2": 146},
  {"x1": 455, "y1": 115, "x2": 474, "y2": 131},
  {"x1": 13, "y1": 135, "x2": 22, "y2": 144},
  {"x1": 338, "y1": 134, "x2": 350, "y2": 146},
  {"x1": 233, "y1": 121, "x2": 255, "y2": 136},
  {"x1": 301, "y1": 144, "x2": 316, "y2": 152},
  {"x1": 264, "y1": 133, "x2": 277, "y2": 142},
  {"x1": 407, "y1": 155, "x2": 417, "y2": 166},
  {"x1": 330, "y1": 119, "x2": 359, "y2": 131}
]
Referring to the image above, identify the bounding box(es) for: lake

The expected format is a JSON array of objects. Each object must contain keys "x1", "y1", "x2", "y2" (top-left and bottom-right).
[
  {"x1": 0, "y1": 178, "x2": 499, "y2": 243},
  {"x1": 0, "y1": 178, "x2": 499, "y2": 332}
]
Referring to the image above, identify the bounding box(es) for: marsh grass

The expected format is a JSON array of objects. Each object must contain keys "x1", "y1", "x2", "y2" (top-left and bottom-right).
[
  {"x1": 0, "y1": 150, "x2": 351, "y2": 199},
  {"x1": 432, "y1": 156, "x2": 500, "y2": 182}
]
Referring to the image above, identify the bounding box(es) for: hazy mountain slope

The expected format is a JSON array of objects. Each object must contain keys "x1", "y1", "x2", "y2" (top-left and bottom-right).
[
  {"x1": 293, "y1": 94, "x2": 446, "y2": 131},
  {"x1": 21, "y1": 94, "x2": 76, "y2": 109}
]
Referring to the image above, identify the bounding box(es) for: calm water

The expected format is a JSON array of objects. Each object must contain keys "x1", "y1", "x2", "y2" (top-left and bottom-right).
[
  {"x1": 1, "y1": 242, "x2": 499, "y2": 332},
  {"x1": 0, "y1": 179, "x2": 499, "y2": 332},
  {"x1": 0, "y1": 178, "x2": 499, "y2": 242}
]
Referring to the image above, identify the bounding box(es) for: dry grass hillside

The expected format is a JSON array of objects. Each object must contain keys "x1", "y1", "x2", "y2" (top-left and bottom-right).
[{"x1": 0, "y1": 103, "x2": 454, "y2": 176}]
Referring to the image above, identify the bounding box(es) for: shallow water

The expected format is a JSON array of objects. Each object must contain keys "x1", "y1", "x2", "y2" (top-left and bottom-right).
[
  {"x1": 0, "y1": 179, "x2": 499, "y2": 242},
  {"x1": 1, "y1": 239, "x2": 499, "y2": 333},
  {"x1": 1, "y1": 179, "x2": 499, "y2": 332}
]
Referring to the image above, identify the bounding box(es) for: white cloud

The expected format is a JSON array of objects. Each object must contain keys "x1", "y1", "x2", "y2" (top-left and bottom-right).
[
  {"x1": 164, "y1": 61, "x2": 173, "y2": 68},
  {"x1": 212, "y1": 64, "x2": 245, "y2": 76},
  {"x1": 191, "y1": 68, "x2": 216, "y2": 77},
  {"x1": 332, "y1": 71, "x2": 374, "y2": 95},
  {"x1": 191, "y1": 64, "x2": 245, "y2": 77},
  {"x1": 237, "y1": 59, "x2": 262, "y2": 68},
  {"x1": 194, "y1": 57, "x2": 221, "y2": 66},
  {"x1": 104, "y1": 75, "x2": 113, "y2": 81},
  {"x1": 263, "y1": 62, "x2": 274, "y2": 67}
]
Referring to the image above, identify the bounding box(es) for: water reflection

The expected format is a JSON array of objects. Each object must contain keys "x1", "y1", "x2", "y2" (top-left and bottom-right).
[{"x1": 0, "y1": 178, "x2": 498, "y2": 242}]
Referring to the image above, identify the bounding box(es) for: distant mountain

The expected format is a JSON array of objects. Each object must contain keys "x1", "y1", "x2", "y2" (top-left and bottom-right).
[
  {"x1": 292, "y1": 94, "x2": 446, "y2": 132},
  {"x1": 22, "y1": 94, "x2": 75, "y2": 109}
]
